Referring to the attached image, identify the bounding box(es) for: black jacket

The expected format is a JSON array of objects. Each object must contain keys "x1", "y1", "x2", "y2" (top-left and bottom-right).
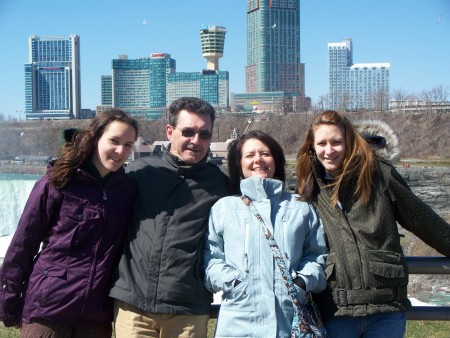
[{"x1": 110, "y1": 151, "x2": 230, "y2": 315}]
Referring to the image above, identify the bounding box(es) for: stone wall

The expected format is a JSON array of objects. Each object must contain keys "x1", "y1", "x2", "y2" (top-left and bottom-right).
[{"x1": 398, "y1": 166, "x2": 450, "y2": 219}]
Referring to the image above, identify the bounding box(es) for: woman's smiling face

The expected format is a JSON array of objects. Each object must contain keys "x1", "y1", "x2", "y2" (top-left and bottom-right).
[
  {"x1": 240, "y1": 138, "x2": 276, "y2": 179},
  {"x1": 313, "y1": 124, "x2": 346, "y2": 177},
  {"x1": 92, "y1": 121, "x2": 136, "y2": 177}
]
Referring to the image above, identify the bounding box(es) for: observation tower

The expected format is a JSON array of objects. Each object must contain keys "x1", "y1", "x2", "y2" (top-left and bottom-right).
[{"x1": 199, "y1": 25, "x2": 226, "y2": 71}]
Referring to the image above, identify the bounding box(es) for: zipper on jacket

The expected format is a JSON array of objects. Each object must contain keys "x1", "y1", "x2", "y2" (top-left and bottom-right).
[
  {"x1": 82, "y1": 205, "x2": 106, "y2": 316},
  {"x1": 102, "y1": 189, "x2": 107, "y2": 201},
  {"x1": 244, "y1": 221, "x2": 250, "y2": 273},
  {"x1": 324, "y1": 182, "x2": 366, "y2": 290},
  {"x1": 82, "y1": 238, "x2": 101, "y2": 316},
  {"x1": 281, "y1": 215, "x2": 289, "y2": 261},
  {"x1": 341, "y1": 209, "x2": 365, "y2": 288}
]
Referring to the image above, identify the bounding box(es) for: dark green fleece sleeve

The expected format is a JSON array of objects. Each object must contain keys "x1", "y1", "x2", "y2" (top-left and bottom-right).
[{"x1": 388, "y1": 164, "x2": 450, "y2": 257}]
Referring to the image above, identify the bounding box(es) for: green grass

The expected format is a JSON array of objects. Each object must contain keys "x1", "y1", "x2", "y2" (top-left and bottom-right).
[
  {"x1": 2, "y1": 320, "x2": 449, "y2": 337},
  {"x1": 0, "y1": 324, "x2": 18, "y2": 338},
  {"x1": 405, "y1": 321, "x2": 450, "y2": 338},
  {"x1": 208, "y1": 319, "x2": 216, "y2": 337}
]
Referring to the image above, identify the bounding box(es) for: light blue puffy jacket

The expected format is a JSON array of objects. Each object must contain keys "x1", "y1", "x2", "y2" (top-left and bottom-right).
[{"x1": 204, "y1": 177, "x2": 327, "y2": 338}]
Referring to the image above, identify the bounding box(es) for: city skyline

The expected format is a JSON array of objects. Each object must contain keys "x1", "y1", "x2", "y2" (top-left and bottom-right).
[{"x1": 0, "y1": 0, "x2": 449, "y2": 119}]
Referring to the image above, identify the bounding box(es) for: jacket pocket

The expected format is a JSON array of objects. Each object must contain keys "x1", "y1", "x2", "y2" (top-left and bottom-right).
[
  {"x1": 26, "y1": 259, "x2": 68, "y2": 310},
  {"x1": 54, "y1": 197, "x2": 102, "y2": 249},
  {"x1": 367, "y1": 250, "x2": 407, "y2": 288},
  {"x1": 221, "y1": 280, "x2": 254, "y2": 312}
]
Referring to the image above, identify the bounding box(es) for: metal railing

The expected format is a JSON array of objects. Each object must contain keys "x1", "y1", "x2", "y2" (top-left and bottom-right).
[
  {"x1": 404, "y1": 256, "x2": 450, "y2": 320},
  {"x1": 1, "y1": 256, "x2": 448, "y2": 320},
  {"x1": 210, "y1": 256, "x2": 450, "y2": 320}
]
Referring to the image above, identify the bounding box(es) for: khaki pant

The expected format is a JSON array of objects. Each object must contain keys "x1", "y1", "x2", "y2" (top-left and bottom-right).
[
  {"x1": 20, "y1": 320, "x2": 112, "y2": 338},
  {"x1": 114, "y1": 299, "x2": 209, "y2": 338}
]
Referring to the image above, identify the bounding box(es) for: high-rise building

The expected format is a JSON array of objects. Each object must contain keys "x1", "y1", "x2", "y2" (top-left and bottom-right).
[
  {"x1": 200, "y1": 25, "x2": 226, "y2": 71},
  {"x1": 246, "y1": 0, "x2": 304, "y2": 95},
  {"x1": 328, "y1": 38, "x2": 390, "y2": 111},
  {"x1": 25, "y1": 35, "x2": 81, "y2": 119},
  {"x1": 101, "y1": 75, "x2": 112, "y2": 106},
  {"x1": 112, "y1": 53, "x2": 175, "y2": 119},
  {"x1": 166, "y1": 70, "x2": 229, "y2": 110}
]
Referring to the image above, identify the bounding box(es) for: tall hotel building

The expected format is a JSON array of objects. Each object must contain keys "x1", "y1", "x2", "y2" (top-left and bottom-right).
[
  {"x1": 246, "y1": 0, "x2": 304, "y2": 95},
  {"x1": 25, "y1": 35, "x2": 81, "y2": 120},
  {"x1": 112, "y1": 53, "x2": 175, "y2": 119},
  {"x1": 328, "y1": 38, "x2": 390, "y2": 111}
]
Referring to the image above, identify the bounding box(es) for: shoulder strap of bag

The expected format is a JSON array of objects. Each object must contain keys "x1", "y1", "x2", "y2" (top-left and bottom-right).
[
  {"x1": 240, "y1": 195, "x2": 328, "y2": 338},
  {"x1": 240, "y1": 195, "x2": 299, "y2": 302}
]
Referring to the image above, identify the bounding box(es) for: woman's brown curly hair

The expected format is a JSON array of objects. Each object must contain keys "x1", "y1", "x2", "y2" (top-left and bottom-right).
[{"x1": 48, "y1": 109, "x2": 138, "y2": 188}]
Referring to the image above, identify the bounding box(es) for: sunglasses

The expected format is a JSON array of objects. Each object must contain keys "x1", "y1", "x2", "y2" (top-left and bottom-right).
[{"x1": 174, "y1": 127, "x2": 213, "y2": 140}]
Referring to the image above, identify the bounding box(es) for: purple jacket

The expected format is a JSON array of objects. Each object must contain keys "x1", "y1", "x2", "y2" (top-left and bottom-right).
[{"x1": 0, "y1": 165, "x2": 136, "y2": 327}]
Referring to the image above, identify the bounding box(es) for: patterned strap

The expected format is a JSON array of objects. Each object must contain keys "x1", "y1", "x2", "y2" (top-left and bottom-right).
[
  {"x1": 240, "y1": 195, "x2": 299, "y2": 303},
  {"x1": 241, "y1": 195, "x2": 328, "y2": 338}
]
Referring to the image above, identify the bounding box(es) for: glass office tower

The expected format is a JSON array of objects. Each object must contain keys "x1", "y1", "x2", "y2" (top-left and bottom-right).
[
  {"x1": 25, "y1": 35, "x2": 81, "y2": 119},
  {"x1": 246, "y1": 0, "x2": 304, "y2": 95}
]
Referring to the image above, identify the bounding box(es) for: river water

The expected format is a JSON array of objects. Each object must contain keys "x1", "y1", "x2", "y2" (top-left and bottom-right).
[{"x1": 0, "y1": 173, "x2": 449, "y2": 306}]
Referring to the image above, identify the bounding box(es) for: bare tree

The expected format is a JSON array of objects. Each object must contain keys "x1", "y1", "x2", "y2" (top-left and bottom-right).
[
  {"x1": 316, "y1": 95, "x2": 325, "y2": 111},
  {"x1": 391, "y1": 88, "x2": 410, "y2": 112},
  {"x1": 338, "y1": 92, "x2": 352, "y2": 111},
  {"x1": 374, "y1": 88, "x2": 390, "y2": 112},
  {"x1": 420, "y1": 89, "x2": 433, "y2": 113},
  {"x1": 430, "y1": 85, "x2": 448, "y2": 102}
]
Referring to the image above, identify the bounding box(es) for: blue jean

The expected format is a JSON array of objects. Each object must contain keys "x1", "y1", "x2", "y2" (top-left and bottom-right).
[{"x1": 324, "y1": 312, "x2": 406, "y2": 338}]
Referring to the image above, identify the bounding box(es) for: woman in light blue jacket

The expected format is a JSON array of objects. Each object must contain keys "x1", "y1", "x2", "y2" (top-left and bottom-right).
[{"x1": 204, "y1": 131, "x2": 327, "y2": 338}]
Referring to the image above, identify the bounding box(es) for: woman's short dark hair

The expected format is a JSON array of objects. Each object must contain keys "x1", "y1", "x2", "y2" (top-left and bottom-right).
[{"x1": 227, "y1": 130, "x2": 285, "y2": 194}]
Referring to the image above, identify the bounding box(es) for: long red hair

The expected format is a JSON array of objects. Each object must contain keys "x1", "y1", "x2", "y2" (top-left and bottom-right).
[{"x1": 296, "y1": 110, "x2": 376, "y2": 206}]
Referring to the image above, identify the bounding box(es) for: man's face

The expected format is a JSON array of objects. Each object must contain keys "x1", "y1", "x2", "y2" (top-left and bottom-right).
[{"x1": 166, "y1": 110, "x2": 213, "y2": 164}]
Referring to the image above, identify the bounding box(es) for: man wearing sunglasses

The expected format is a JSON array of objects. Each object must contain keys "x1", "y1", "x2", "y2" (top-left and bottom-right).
[{"x1": 110, "y1": 97, "x2": 230, "y2": 338}]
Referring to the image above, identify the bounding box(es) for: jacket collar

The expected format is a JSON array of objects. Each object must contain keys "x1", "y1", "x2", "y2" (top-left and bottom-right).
[
  {"x1": 47, "y1": 160, "x2": 126, "y2": 188},
  {"x1": 163, "y1": 147, "x2": 208, "y2": 175},
  {"x1": 240, "y1": 177, "x2": 283, "y2": 202},
  {"x1": 312, "y1": 156, "x2": 328, "y2": 187}
]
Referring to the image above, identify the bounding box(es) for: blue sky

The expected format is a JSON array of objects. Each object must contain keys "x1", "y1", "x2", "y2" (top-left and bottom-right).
[{"x1": 0, "y1": 0, "x2": 449, "y2": 119}]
